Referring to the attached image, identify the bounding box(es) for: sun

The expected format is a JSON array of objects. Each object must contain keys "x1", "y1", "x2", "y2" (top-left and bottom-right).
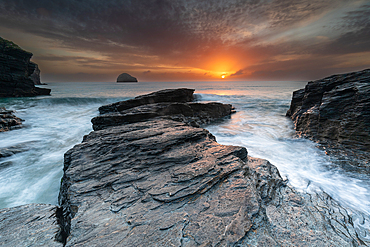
[{"x1": 221, "y1": 75, "x2": 225, "y2": 79}]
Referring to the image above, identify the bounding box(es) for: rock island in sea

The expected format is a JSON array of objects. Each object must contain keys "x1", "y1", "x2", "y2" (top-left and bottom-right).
[
  {"x1": 1, "y1": 87, "x2": 365, "y2": 246},
  {"x1": 117, "y1": 72, "x2": 138, "y2": 83}
]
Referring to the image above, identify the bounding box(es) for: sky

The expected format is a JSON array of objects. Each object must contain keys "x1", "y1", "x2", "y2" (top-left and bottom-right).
[{"x1": 0, "y1": 0, "x2": 369, "y2": 82}]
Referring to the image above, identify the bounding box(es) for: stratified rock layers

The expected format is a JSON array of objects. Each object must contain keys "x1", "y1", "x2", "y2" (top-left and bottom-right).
[
  {"x1": 0, "y1": 37, "x2": 50, "y2": 97},
  {"x1": 58, "y1": 88, "x2": 360, "y2": 246},
  {"x1": 287, "y1": 69, "x2": 370, "y2": 170}
]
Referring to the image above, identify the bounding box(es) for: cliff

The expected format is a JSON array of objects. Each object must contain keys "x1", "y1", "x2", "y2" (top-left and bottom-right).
[{"x1": 0, "y1": 37, "x2": 50, "y2": 97}]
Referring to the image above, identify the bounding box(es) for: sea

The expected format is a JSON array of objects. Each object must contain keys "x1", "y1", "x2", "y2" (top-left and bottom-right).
[{"x1": 1, "y1": 81, "x2": 369, "y2": 237}]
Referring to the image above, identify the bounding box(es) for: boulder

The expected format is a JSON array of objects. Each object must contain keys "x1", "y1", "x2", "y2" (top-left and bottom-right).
[
  {"x1": 0, "y1": 107, "x2": 23, "y2": 132},
  {"x1": 287, "y1": 69, "x2": 370, "y2": 171},
  {"x1": 0, "y1": 37, "x2": 51, "y2": 97},
  {"x1": 116, "y1": 73, "x2": 138, "y2": 83}
]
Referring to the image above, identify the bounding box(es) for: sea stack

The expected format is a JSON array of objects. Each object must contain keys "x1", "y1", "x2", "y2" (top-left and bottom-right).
[
  {"x1": 287, "y1": 69, "x2": 370, "y2": 171},
  {"x1": 0, "y1": 37, "x2": 51, "y2": 97},
  {"x1": 116, "y1": 73, "x2": 138, "y2": 82}
]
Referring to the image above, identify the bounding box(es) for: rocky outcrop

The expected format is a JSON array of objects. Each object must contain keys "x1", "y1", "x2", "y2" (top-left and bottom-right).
[
  {"x1": 99, "y1": 88, "x2": 195, "y2": 114},
  {"x1": 56, "y1": 88, "x2": 364, "y2": 246},
  {"x1": 0, "y1": 37, "x2": 50, "y2": 97},
  {"x1": 0, "y1": 107, "x2": 23, "y2": 132},
  {"x1": 0, "y1": 204, "x2": 64, "y2": 246},
  {"x1": 287, "y1": 69, "x2": 370, "y2": 171},
  {"x1": 117, "y1": 72, "x2": 138, "y2": 82}
]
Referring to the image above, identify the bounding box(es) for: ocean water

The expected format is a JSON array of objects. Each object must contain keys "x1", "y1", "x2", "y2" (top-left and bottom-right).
[{"x1": 0, "y1": 81, "x2": 369, "y2": 229}]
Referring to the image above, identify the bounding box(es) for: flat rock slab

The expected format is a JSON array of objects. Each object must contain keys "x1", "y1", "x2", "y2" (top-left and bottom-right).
[{"x1": 0, "y1": 204, "x2": 63, "y2": 246}]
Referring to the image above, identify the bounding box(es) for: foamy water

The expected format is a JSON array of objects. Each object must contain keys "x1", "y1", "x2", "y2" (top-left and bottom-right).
[{"x1": 0, "y1": 81, "x2": 369, "y2": 228}]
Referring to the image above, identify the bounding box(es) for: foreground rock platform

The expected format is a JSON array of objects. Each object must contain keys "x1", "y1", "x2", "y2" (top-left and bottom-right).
[
  {"x1": 0, "y1": 37, "x2": 50, "y2": 97},
  {"x1": 287, "y1": 69, "x2": 370, "y2": 172},
  {"x1": 57, "y1": 88, "x2": 364, "y2": 246}
]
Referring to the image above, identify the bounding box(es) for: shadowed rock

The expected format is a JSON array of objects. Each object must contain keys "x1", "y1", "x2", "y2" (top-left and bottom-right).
[
  {"x1": 0, "y1": 37, "x2": 50, "y2": 97},
  {"x1": 57, "y1": 89, "x2": 362, "y2": 246},
  {"x1": 287, "y1": 69, "x2": 370, "y2": 172},
  {"x1": 117, "y1": 73, "x2": 138, "y2": 83}
]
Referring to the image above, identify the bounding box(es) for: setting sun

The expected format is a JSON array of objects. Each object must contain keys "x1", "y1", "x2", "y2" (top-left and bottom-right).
[{"x1": 221, "y1": 75, "x2": 225, "y2": 79}]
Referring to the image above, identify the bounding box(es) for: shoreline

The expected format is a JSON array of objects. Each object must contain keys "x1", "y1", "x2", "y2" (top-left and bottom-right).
[{"x1": 1, "y1": 88, "x2": 367, "y2": 246}]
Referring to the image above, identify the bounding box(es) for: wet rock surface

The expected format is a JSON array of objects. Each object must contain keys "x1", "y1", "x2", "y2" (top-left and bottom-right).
[
  {"x1": 287, "y1": 69, "x2": 370, "y2": 172},
  {"x1": 0, "y1": 107, "x2": 23, "y2": 132},
  {"x1": 0, "y1": 37, "x2": 50, "y2": 97},
  {"x1": 0, "y1": 204, "x2": 64, "y2": 246},
  {"x1": 57, "y1": 88, "x2": 364, "y2": 246}
]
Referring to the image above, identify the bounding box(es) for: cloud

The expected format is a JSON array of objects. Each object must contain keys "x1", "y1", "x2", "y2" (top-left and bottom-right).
[
  {"x1": 230, "y1": 69, "x2": 244, "y2": 76},
  {"x1": 0, "y1": 0, "x2": 369, "y2": 81},
  {"x1": 143, "y1": 70, "x2": 151, "y2": 74}
]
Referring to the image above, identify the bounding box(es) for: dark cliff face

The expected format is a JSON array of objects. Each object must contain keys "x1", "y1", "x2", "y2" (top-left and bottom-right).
[
  {"x1": 287, "y1": 69, "x2": 370, "y2": 171},
  {"x1": 0, "y1": 37, "x2": 50, "y2": 97}
]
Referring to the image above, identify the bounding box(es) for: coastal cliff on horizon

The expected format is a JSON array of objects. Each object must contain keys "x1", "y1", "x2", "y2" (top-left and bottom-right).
[{"x1": 0, "y1": 37, "x2": 50, "y2": 97}]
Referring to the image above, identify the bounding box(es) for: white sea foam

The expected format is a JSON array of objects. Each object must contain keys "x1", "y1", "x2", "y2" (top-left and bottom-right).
[{"x1": 0, "y1": 81, "x2": 369, "y2": 223}]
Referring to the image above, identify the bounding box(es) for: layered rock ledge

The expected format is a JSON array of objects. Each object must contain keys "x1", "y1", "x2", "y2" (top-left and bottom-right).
[
  {"x1": 287, "y1": 69, "x2": 370, "y2": 172},
  {"x1": 0, "y1": 37, "x2": 50, "y2": 97},
  {"x1": 55, "y1": 88, "x2": 365, "y2": 246}
]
